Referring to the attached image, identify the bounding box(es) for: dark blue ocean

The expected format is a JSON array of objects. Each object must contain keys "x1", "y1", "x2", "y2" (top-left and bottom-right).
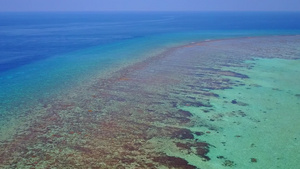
[
  {"x1": 1, "y1": 12, "x2": 300, "y2": 72},
  {"x1": 0, "y1": 12, "x2": 300, "y2": 119}
]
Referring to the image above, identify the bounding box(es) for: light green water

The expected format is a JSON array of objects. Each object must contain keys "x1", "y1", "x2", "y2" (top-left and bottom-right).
[{"x1": 180, "y1": 58, "x2": 300, "y2": 168}]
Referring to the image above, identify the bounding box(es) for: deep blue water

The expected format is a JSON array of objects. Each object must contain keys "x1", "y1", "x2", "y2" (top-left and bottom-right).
[
  {"x1": 0, "y1": 12, "x2": 300, "y2": 114},
  {"x1": 1, "y1": 12, "x2": 300, "y2": 72}
]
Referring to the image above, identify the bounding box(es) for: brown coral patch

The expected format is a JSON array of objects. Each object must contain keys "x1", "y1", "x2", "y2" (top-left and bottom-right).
[
  {"x1": 251, "y1": 158, "x2": 257, "y2": 163},
  {"x1": 152, "y1": 156, "x2": 197, "y2": 169},
  {"x1": 219, "y1": 70, "x2": 249, "y2": 79},
  {"x1": 171, "y1": 129, "x2": 194, "y2": 139},
  {"x1": 175, "y1": 141, "x2": 210, "y2": 161},
  {"x1": 177, "y1": 110, "x2": 193, "y2": 117}
]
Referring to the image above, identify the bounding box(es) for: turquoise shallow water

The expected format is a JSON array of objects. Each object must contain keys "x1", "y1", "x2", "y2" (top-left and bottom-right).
[{"x1": 180, "y1": 58, "x2": 300, "y2": 168}]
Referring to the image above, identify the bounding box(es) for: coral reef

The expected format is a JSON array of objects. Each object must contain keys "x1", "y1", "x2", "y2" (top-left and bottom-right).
[{"x1": 1, "y1": 36, "x2": 300, "y2": 168}]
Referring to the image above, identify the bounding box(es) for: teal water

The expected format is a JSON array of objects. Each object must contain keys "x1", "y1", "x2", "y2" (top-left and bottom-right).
[
  {"x1": 1, "y1": 12, "x2": 300, "y2": 114},
  {"x1": 180, "y1": 58, "x2": 300, "y2": 168},
  {"x1": 1, "y1": 31, "x2": 300, "y2": 112}
]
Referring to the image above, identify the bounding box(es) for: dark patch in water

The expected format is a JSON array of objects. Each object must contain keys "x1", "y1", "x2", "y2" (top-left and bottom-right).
[
  {"x1": 179, "y1": 117, "x2": 192, "y2": 124},
  {"x1": 205, "y1": 86, "x2": 233, "y2": 90},
  {"x1": 222, "y1": 160, "x2": 236, "y2": 167},
  {"x1": 176, "y1": 142, "x2": 193, "y2": 151},
  {"x1": 187, "y1": 96, "x2": 196, "y2": 100},
  {"x1": 238, "y1": 110, "x2": 247, "y2": 117},
  {"x1": 145, "y1": 108, "x2": 155, "y2": 112},
  {"x1": 171, "y1": 102, "x2": 178, "y2": 108},
  {"x1": 152, "y1": 101, "x2": 165, "y2": 105},
  {"x1": 231, "y1": 100, "x2": 237, "y2": 104},
  {"x1": 178, "y1": 110, "x2": 193, "y2": 117},
  {"x1": 203, "y1": 109, "x2": 210, "y2": 113},
  {"x1": 201, "y1": 67, "x2": 220, "y2": 72},
  {"x1": 195, "y1": 132, "x2": 205, "y2": 136},
  {"x1": 152, "y1": 156, "x2": 197, "y2": 169},
  {"x1": 219, "y1": 71, "x2": 249, "y2": 79},
  {"x1": 195, "y1": 142, "x2": 211, "y2": 161},
  {"x1": 217, "y1": 155, "x2": 225, "y2": 159},
  {"x1": 231, "y1": 99, "x2": 248, "y2": 106},
  {"x1": 251, "y1": 158, "x2": 258, "y2": 163},
  {"x1": 202, "y1": 92, "x2": 220, "y2": 97},
  {"x1": 171, "y1": 129, "x2": 194, "y2": 139},
  {"x1": 182, "y1": 101, "x2": 212, "y2": 107},
  {"x1": 175, "y1": 141, "x2": 210, "y2": 161}
]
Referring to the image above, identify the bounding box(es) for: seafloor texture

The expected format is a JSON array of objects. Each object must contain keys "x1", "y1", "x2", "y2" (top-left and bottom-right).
[{"x1": 0, "y1": 35, "x2": 300, "y2": 169}]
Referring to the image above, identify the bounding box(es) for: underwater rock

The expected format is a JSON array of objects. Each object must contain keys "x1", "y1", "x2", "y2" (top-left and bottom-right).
[
  {"x1": 238, "y1": 110, "x2": 247, "y2": 117},
  {"x1": 152, "y1": 156, "x2": 196, "y2": 169},
  {"x1": 177, "y1": 117, "x2": 191, "y2": 124},
  {"x1": 231, "y1": 99, "x2": 248, "y2": 106},
  {"x1": 203, "y1": 109, "x2": 210, "y2": 113},
  {"x1": 175, "y1": 141, "x2": 210, "y2": 161},
  {"x1": 202, "y1": 92, "x2": 220, "y2": 97},
  {"x1": 219, "y1": 70, "x2": 249, "y2": 79},
  {"x1": 231, "y1": 100, "x2": 237, "y2": 104},
  {"x1": 178, "y1": 110, "x2": 193, "y2": 117},
  {"x1": 182, "y1": 101, "x2": 212, "y2": 107},
  {"x1": 251, "y1": 158, "x2": 257, "y2": 163},
  {"x1": 195, "y1": 142, "x2": 210, "y2": 161},
  {"x1": 222, "y1": 160, "x2": 236, "y2": 167},
  {"x1": 195, "y1": 132, "x2": 205, "y2": 136},
  {"x1": 171, "y1": 129, "x2": 194, "y2": 139},
  {"x1": 217, "y1": 156, "x2": 225, "y2": 159},
  {"x1": 176, "y1": 142, "x2": 192, "y2": 152}
]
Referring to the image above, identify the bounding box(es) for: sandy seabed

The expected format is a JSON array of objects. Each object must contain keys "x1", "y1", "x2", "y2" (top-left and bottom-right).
[{"x1": 0, "y1": 35, "x2": 300, "y2": 169}]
